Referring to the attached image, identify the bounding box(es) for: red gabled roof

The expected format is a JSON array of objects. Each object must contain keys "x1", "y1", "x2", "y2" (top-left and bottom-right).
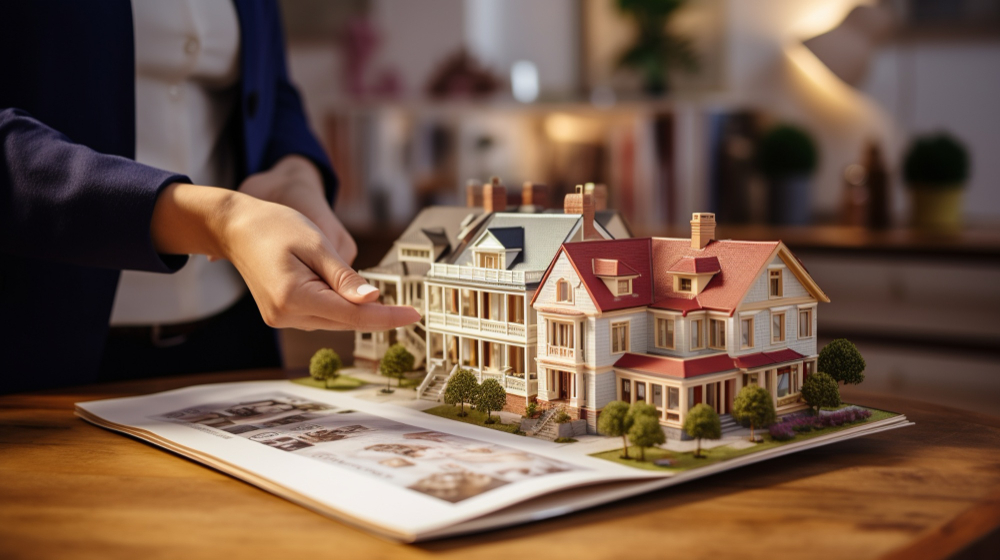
[
  {"x1": 650, "y1": 296, "x2": 705, "y2": 316},
  {"x1": 550, "y1": 238, "x2": 654, "y2": 312},
  {"x1": 732, "y1": 348, "x2": 806, "y2": 369},
  {"x1": 593, "y1": 258, "x2": 640, "y2": 277},
  {"x1": 652, "y1": 238, "x2": 779, "y2": 316},
  {"x1": 614, "y1": 352, "x2": 737, "y2": 379},
  {"x1": 667, "y1": 256, "x2": 721, "y2": 274},
  {"x1": 615, "y1": 348, "x2": 807, "y2": 379}
]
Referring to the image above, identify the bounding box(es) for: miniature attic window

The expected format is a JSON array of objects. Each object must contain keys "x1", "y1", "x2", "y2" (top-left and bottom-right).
[
  {"x1": 616, "y1": 279, "x2": 632, "y2": 296},
  {"x1": 678, "y1": 277, "x2": 693, "y2": 292},
  {"x1": 399, "y1": 247, "x2": 431, "y2": 261},
  {"x1": 556, "y1": 278, "x2": 573, "y2": 303},
  {"x1": 477, "y1": 251, "x2": 503, "y2": 269},
  {"x1": 769, "y1": 268, "x2": 783, "y2": 298},
  {"x1": 592, "y1": 258, "x2": 639, "y2": 298}
]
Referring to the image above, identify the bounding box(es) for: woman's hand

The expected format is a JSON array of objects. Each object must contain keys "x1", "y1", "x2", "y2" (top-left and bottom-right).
[
  {"x1": 237, "y1": 155, "x2": 357, "y2": 264},
  {"x1": 150, "y1": 183, "x2": 420, "y2": 331}
]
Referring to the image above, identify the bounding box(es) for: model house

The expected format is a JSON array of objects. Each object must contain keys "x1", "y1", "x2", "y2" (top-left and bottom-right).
[
  {"x1": 355, "y1": 180, "x2": 630, "y2": 378},
  {"x1": 530, "y1": 213, "x2": 830, "y2": 435},
  {"x1": 417, "y1": 183, "x2": 626, "y2": 408}
]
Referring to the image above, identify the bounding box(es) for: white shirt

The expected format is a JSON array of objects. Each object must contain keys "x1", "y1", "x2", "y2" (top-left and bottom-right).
[{"x1": 110, "y1": 0, "x2": 247, "y2": 326}]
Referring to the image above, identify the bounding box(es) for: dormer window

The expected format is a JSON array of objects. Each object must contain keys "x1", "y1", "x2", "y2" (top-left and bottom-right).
[
  {"x1": 399, "y1": 247, "x2": 432, "y2": 262},
  {"x1": 678, "y1": 277, "x2": 693, "y2": 292},
  {"x1": 477, "y1": 251, "x2": 502, "y2": 269},
  {"x1": 617, "y1": 279, "x2": 631, "y2": 295},
  {"x1": 556, "y1": 278, "x2": 573, "y2": 303}
]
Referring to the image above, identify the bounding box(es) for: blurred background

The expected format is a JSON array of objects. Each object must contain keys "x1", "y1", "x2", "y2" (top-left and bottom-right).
[{"x1": 273, "y1": 0, "x2": 1000, "y2": 416}]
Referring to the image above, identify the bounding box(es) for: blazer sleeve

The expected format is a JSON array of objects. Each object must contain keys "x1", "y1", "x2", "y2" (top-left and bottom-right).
[
  {"x1": 259, "y1": 2, "x2": 339, "y2": 208},
  {"x1": 0, "y1": 108, "x2": 190, "y2": 272}
]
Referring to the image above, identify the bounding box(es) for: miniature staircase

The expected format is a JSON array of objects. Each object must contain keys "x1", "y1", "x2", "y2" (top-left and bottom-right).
[
  {"x1": 396, "y1": 323, "x2": 426, "y2": 370},
  {"x1": 719, "y1": 414, "x2": 740, "y2": 434},
  {"x1": 528, "y1": 408, "x2": 561, "y2": 441},
  {"x1": 417, "y1": 363, "x2": 457, "y2": 402}
]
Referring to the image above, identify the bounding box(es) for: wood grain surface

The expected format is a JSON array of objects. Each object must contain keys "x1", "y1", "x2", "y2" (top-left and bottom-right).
[{"x1": 1, "y1": 369, "x2": 998, "y2": 560}]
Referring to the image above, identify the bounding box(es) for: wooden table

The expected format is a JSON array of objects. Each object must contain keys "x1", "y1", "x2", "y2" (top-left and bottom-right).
[{"x1": 2, "y1": 370, "x2": 999, "y2": 560}]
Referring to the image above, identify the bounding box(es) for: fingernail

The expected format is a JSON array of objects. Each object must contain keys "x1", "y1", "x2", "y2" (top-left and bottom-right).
[{"x1": 356, "y1": 284, "x2": 378, "y2": 296}]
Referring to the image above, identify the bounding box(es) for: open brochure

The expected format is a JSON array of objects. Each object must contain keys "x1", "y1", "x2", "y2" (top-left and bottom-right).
[{"x1": 76, "y1": 380, "x2": 911, "y2": 542}]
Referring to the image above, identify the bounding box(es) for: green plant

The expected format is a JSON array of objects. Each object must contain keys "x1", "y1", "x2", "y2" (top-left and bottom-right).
[
  {"x1": 903, "y1": 133, "x2": 969, "y2": 188},
  {"x1": 379, "y1": 344, "x2": 414, "y2": 393},
  {"x1": 475, "y1": 378, "x2": 507, "y2": 424},
  {"x1": 309, "y1": 348, "x2": 342, "y2": 389},
  {"x1": 818, "y1": 339, "x2": 866, "y2": 385},
  {"x1": 597, "y1": 401, "x2": 633, "y2": 459},
  {"x1": 616, "y1": 0, "x2": 698, "y2": 95},
  {"x1": 554, "y1": 437, "x2": 578, "y2": 444},
  {"x1": 444, "y1": 368, "x2": 479, "y2": 417},
  {"x1": 757, "y1": 125, "x2": 818, "y2": 179},
  {"x1": 628, "y1": 414, "x2": 666, "y2": 461},
  {"x1": 801, "y1": 371, "x2": 841, "y2": 415},
  {"x1": 732, "y1": 385, "x2": 776, "y2": 441},
  {"x1": 683, "y1": 403, "x2": 721, "y2": 458},
  {"x1": 554, "y1": 409, "x2": 572, "y2": 424},
  {"x1": 524, "y1": 402, "x2": 538, "y2": 419}
]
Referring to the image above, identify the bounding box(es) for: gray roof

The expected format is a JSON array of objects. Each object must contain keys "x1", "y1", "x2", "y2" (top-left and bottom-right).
[
  {"x1": 450, "y1": 213, "x2": 583, "y2": 272},
  {"x1": 375, "y1": 206, "x2": 486, "y2": 268},
  {"x1": 486, "y1": 226, "x2": 524, "y2": 250}
]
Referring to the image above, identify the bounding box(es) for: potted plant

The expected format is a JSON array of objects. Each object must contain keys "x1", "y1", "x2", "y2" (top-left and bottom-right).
[
  {"x1": 616, "y1": 0, "x2": 698, "y2": 96},
  {"x1": 903, "y1": 133, "x2": 969, "y2": 230},
  {"x1": 758, "y1": 124, "x2": 818, "y2": 225}
]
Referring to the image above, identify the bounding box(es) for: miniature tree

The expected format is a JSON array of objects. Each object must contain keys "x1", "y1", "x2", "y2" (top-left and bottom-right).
[
  {"x1": 309, "y1": 348, "x2": 342, "y2": 390},
  {"x1": 625, "y1": 401, "x2": 659, "y2": 426},
  {"x1": 732, "y1": 385, "x2": 776, "y2": 442},
  {"x1": 801, "y1": 371, "x2": 841, "y2": 416},
  {"x1": 683, "y1": 404, "x2": 721, "y2": 458},
  {"x1": 818, "y1": 338, "x2": 866, "y2": 386},
  {"x1": 597, "y1": 401, "x2": 633, "y2": 459},
  {"x1": 628, "y1": 414, "x2": 666, "y2": 461},
  {"x1": 444, "y1": 368, "x2": 479, "y2": 417},
  {"x1": 475, "y1": 378, "x2": 507, "y2": 424},
  {"x1": 379, "y1": 343, "x2": 414, "y2": 394}
]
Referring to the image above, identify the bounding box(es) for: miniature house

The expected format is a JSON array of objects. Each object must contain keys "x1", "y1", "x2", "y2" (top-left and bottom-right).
[{"x1": 530, "y1": 213, "x2": 830, "y2": 435}]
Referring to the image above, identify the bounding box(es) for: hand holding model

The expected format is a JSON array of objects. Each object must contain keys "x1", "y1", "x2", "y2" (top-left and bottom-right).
[{"x1": 150, "y1": 178, "x2": 420, "y2": 333}]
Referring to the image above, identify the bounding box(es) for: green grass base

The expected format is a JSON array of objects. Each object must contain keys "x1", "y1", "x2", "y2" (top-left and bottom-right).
[
  {"x1": 592, "y1": 405, "x2": 898, "y2": 473},
  {"x1": 292, "y1": 375, "x2": 367, "y2": 391},
  {"x1": 424, "y1": 405, "x2": 523, "y2": 435}
]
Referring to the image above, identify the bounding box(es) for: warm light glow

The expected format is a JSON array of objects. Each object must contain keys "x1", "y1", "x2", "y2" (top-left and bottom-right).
[
  {"x1": 543, "y1": 113, "x2": 604, "y2": 144},
  {"x1": 789, "y1": 0, "x2": 873, "y2": 39},
  {"x1": 784, "y1": 41, "x2": 861, "y2": 112}
]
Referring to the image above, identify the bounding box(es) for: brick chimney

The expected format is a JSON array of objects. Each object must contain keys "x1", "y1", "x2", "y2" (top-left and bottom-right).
[
  {"x1": 483, "y1": 176, "x2": 507, "y2": 213},
  {"x1": 584, "y1": 182, "x2": 608, "y2": 211},
  {"x1": 565, "y1": 185, "x2": 599, "y2": 240},
  {"x1": 691, "y1": 212, "x2": 717, "y2": 249},
  {"x1": 465, "y1": 179, "x2": 482, "y2": 208},
  {"x1": 521, "y1": 181, "x2": 550, "y2": 208}
]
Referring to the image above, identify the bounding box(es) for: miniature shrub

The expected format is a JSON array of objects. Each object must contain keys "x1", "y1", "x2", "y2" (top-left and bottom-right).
[
  {"x1": 732, "y1": 385, "x2": 776, "y2": 441},
  {"x1": 769, "y1": 422, "x2": 795, "y2": 441},
  {"x1": 444, "y1": 368, "x2": 479, "y2": 417},
  {"x1": 788, "y1": 416, "x2": 819, "y2": 433},
  {"x1": 474, "y1": 378, "x2": 507, "y2": 424},
  {"x1": 524, "y1": 402, "x2": 538, "y2": 419},
  {"x1": 818, "y1": 339, "x2": 866, "y2": 385},
  {"x1": 903, "y1": 133, "x2": 969, "y2": 188},
  {"x1": 379, "y1": 343, "x2": 414, "y2": 393},
  {"x1": 554, "y1": 410, "x2": 572, "y2": 424},
  {"x1": 802, "y1": 371, "x2": 841, "y2": 415},
  {"x1": 309, "y1": 348, "x2": 342, "y2": 389}
]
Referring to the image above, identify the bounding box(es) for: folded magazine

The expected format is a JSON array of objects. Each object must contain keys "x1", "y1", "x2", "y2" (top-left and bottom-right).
[{"x1": 77, "y1": 380, "x2": 910, "y2": 542}]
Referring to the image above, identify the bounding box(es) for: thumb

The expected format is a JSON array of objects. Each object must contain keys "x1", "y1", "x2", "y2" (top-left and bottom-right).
[{"x1": 313, "y1": 248, "x2": 380, "y2": 304}]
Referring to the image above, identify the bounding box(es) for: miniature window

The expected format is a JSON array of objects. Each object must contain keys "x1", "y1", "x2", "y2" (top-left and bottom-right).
[
  {"x1": 656, "y1": 318, "x2": 675, "y2": 349},
  {"x1": 798, "y1": 308, "x2": 813, "y2": 338},
  {"x1": 709, "y1": 318, "x2": 726, "y2": 349},
  {"x1": 556, "y1": 278, "x2": 573, "y2": 303},
  {"x1": 478, "y1": 252, "x2": 501, "y2": 269},
  {"x1": 690, "y1": 319, "x2": 704, "y2": 349},
  {"x1": 611, "y1": 321, "x2": 629, "y2": 354},
  {"x1": 446, "y1": 288, "x2": 459, "y2": 314},
  {"x1": 549, "y1": 321, "x2": 574, "y2": 349},
  {"x1": 508, "y1": 294, "x2": 525, "y2": 324},
  {"x1": 776, "y1": 366, "x2": 793, "y2": 398},
  {"x1": 678, "y1": 277, "x2": 693, "y2": 292},
  {"x1": 617, "y1": 279, "x2": 631, "y2": 295},
  {"x1": 400, "y1": 248, "x2": 431, "y2": 260},
  {"x1": 621, "y1": 379, "x2": 632, "y2": 402},
  {"x1": 635, "y1": 382, "x2": 646, "y2": 403},
  {"x1": 740, "y1": 317, "x2": 754, "y2": 348},
  {"x1": 769, "y1": 269, "x2": 783, "y2": 298},
  {"x1": 652, "y1": 385, "x2": 663, "y2": 407},
  {"x1": 667, "y1": 387, "x2": 679, "y2": 410},
  {"x1": 772, "y1": 312, "x2": 786, "y2": 343},
  {"x1": 803, "y1": 361, "x2": 814, "y2": 379}
]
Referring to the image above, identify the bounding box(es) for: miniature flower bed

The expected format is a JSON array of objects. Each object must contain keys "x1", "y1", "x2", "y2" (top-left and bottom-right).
[{"x1": 770, "y1": 408, "x2": 873, "y2": 441}]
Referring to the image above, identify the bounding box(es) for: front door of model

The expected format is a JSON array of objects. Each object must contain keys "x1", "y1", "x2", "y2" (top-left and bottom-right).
[
  {"x1": 559, "y1": 371, "x2": 571, "y2": 400},
  {"x1": 705, "y1": 382, "x2": 722, "y2": 414}
]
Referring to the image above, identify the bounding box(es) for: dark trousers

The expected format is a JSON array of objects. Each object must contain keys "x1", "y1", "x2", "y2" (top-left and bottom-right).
[{"x1": 98, "y1": 293, "x2": 282, "y2": 382}]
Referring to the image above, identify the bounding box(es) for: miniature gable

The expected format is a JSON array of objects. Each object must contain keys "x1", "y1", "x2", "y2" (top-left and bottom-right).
[{"x1": 471, "y1": 227, "x2": 524, "y2": 270}]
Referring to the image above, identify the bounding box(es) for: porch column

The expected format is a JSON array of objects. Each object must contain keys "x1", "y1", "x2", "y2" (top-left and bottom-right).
[
  {"x1": 720, "y1": 379, "x2": 726, "y2": 414},
  {"x1": 679, "y1": 383, "x2": 689, "y2": 424}
]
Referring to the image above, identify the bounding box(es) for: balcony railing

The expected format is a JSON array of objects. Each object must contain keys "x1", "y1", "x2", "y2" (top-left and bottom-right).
[
  {"x1": 426, "y1": 312, "x2": 534, "y2": 341},
  {"x1": 430, "y1": 263, "x2": 545, "y2": 286},
  {"x1": 476, "y1": 368, "x2": 538, "y2": 397},
  {"x1": 544, "y1": 344, "x2": 579, "y2": 362}
]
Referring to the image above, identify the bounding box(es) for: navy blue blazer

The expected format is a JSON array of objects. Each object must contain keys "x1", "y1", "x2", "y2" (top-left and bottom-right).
[{"x1": 0, "y1": 0, "x2": 337, "y2": 393}]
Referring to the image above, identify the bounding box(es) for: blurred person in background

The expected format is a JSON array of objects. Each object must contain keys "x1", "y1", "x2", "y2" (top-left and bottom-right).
[{"x1": 0, "y1": 0, "x2": 420, "y2": 393}]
